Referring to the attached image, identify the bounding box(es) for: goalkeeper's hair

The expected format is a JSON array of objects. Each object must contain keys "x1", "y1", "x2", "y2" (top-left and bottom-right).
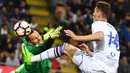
[{"x1": 96, "y1": 1, "x2": 111, "y2": 19}]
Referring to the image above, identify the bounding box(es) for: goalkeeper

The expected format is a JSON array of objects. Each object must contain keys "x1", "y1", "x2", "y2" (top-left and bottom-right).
[{"x1": 15, "y1": 26, "x2": 62, "y2": 73}]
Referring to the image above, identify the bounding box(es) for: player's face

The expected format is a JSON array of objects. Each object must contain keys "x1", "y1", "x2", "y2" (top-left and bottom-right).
[
  {"x1": 93, "y1": 7, "x2": 101, "y2": 21},
  {"x1": 28, "y1": 30, "x2": 43, "y2": 45}
]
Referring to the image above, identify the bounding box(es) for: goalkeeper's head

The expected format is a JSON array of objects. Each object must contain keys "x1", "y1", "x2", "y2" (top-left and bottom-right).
[{"x1": 26, "y1": 30, "x2": 43, "y2": 45}]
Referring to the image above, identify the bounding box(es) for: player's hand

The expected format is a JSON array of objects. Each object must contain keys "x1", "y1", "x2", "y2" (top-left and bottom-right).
[
  {"x1": 50, "y1": 26, "x2": 63, "y2": 39},
  {"x1": 79, "y1": 43, "x2": 90, "y2": 54},
  {"x1": 64, "y1": 30, "x2": 77, "y2": 40},
  {"x1": 60, "y1": 59, "x2": 68, "y2": 66}
]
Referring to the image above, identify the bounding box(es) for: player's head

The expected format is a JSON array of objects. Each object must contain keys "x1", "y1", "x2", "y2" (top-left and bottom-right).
[
  {"x1": 27, "y1": 30, "x2": 43, "y2": 45},
  {"x1": 93, "y1": 1, "x2": 111, "y2": 21}
]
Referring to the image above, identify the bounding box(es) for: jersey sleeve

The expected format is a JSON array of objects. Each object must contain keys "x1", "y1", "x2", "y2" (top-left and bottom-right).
[
  {"x1": 33, "y1": 38, "x2": 55, "y2": 55},
  {"x1": 92, "y1": 21, "x2": 106, "y2": 34},
  {"x1": 23, "y1": 37, "x2": 54, "y2": 55}
]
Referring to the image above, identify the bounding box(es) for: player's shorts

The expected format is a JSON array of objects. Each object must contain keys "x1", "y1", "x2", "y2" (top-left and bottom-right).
[{"x1": 72, "y1": 49, "x2": 106, "y2": 73}]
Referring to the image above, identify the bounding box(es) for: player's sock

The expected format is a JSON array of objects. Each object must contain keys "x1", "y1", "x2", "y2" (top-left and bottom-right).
[{"x1": 30, "y1": 43, "x2": 67, "y2": 62}]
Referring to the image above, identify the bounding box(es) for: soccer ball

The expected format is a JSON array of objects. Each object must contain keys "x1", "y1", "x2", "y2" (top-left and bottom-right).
[{"x1": 14, "y1": 21, "x2": 32, "y2": 37}]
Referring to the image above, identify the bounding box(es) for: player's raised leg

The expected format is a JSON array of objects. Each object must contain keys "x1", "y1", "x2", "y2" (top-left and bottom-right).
[{"x1": 22, "y1": 43, "x2": 79, "y2": 65}]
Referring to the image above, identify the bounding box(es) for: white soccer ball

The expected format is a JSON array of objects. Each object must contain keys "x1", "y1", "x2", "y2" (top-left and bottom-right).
[{"x1": 14, "y1": 21, "x2": 32, "y2": 37}]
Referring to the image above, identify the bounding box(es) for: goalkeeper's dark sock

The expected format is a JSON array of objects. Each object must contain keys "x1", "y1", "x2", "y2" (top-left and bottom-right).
[{"x1": 30, "y1": 43, "x2": 67, "y2": 62}]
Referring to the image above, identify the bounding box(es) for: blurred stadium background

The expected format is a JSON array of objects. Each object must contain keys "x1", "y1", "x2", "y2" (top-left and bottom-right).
[{"x1": 0, "y1": 0, "x2": 130, "y2": 73}]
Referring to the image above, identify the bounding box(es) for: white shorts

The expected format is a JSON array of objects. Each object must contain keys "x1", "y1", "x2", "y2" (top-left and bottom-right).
[{"x1": 72, "y1": 49, "x2": 105, "y2": 73}]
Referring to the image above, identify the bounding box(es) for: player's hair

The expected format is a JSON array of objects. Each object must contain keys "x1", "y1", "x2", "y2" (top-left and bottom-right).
[{"x1": 96, "y1": 1, "x2": 111, "y2": 19}]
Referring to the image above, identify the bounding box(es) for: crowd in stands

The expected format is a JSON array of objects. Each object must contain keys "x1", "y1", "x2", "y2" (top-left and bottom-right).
[
  {"x1": 0, "y1": 0, "x2": 30, "y2": 67},
  {"x1": 0, "y1": 0, "x2": 130, "y2": 73}
]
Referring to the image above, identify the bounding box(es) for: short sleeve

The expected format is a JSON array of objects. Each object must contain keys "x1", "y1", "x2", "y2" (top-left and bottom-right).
[{"x1": 91, "y1": 21, "x2": 106, "y2": 34}]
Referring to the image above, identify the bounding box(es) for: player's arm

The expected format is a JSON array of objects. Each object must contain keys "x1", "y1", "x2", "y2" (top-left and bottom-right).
[
  {"x1": 33, "y1": 26, "x2": 63, "y2": 54},
  {"x1": 15, "y1": 64, "x2": 26, "y2": 73},
  {"x1": 23, "y1": 37, "x2": 55, "y2": 55},
  {"x1": 64, "y1": 30, "x2": 103, "y2": 41},
  {"x1": 34, "y1": 38, "x2": 55, "y2": 54}
]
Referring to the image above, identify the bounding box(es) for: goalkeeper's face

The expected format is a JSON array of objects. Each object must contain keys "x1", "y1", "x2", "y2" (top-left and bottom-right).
[{"x1": 28, "y1": 30, "x2": 43, "y2": 45}]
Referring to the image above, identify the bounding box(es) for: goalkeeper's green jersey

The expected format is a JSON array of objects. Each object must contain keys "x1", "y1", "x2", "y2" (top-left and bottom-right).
[{"x1": 16, "y1": 37, "x2": 54, "y2": 73}]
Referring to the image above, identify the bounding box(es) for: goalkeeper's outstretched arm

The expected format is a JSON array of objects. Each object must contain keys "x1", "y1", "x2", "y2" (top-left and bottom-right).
[{"x1": 32, "y1": 26, "x2": 63, "y2": 54}]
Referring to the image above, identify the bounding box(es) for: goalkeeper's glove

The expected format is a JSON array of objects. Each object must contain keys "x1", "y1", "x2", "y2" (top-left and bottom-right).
[
  {"x1": 43, "y1": 26, "x2": 63, "y2": 40},
  {"x1": 50, "y1": 26, "x2": 63, "y2": 39},
  {"x1": 43, "y1": 29, "x2": 54, "y2": 40}
]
